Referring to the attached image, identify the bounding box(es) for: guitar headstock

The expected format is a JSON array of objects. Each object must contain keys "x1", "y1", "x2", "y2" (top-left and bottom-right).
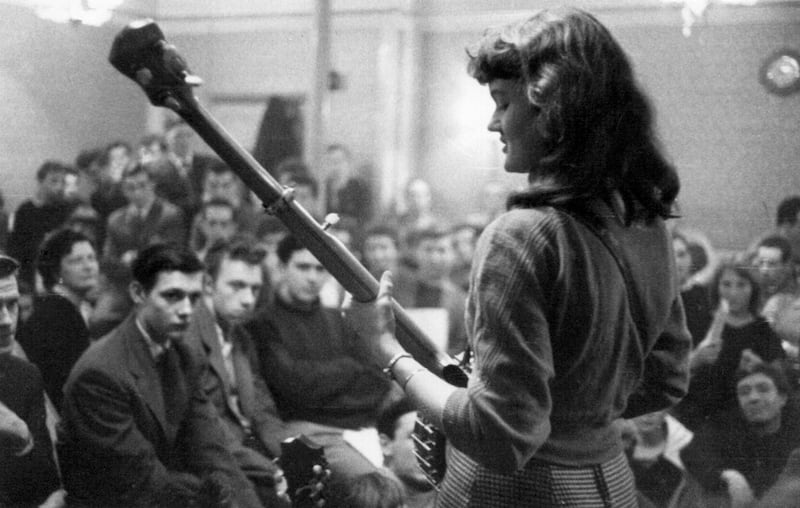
[
  {"x1": 280, "y1": 434, "x2": 329, "y2": 508},
  {"x1": 108, "y1": 19, "x2": 202, "y2": 112}
]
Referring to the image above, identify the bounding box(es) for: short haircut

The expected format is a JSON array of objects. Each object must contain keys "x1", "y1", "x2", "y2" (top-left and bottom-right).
[
  {"x1": 207, "y1": 159, "x2": 233, "y2": 176},
  {"x1": 0, "y1": 254, "x2": 20, "y2": 279},
  {"x1": 376, "y1": 397, "x2": 416, "y2": 439},
  {"x1": 777, "y1": 196, "x2": 800, "y2": 227},
  {"x1": 131, "y1": 243, "x2": 204, "y2": 293},
  {"x1": 364, "y1": 223, "x2": 399, "y2": 246},
  {"x1": 204, "y1": 234, "x2": 266, "y2": 280},
  {"x1": 276, "y1": 235, "x2": 308, "y2": 264},
  {"x1": 36, "y1": 160, "x2": 70, "y2": 182},
  {"x1": 37, "y1": 229, "x2": 95, "y2": 290},
  {"x1": 407, "y1": 225, "x2": 450, "y2": 248},
  {"x1": 122, "y1": 163, "x2": 151, "y2": 181},
  {"x1": 736, "y1": 362, "x2": 790, "y2": 396},
  {"x1": 758, "y1": 235, "x2": 793, "y2": 263},
  {"x1": 709, "y1": 261, "x2": 761, "y2": 317},
  {"x1": 75, "y1": 148, "x2": 104, "y2": 171},
  {"x1": 138, "y1": 133, "x2": 167, "y2": 152}
]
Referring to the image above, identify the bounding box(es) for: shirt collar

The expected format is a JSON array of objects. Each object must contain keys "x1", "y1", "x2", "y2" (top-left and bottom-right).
[{"x1": 135, "y1": 318, "x2": 171, "y2": 360}]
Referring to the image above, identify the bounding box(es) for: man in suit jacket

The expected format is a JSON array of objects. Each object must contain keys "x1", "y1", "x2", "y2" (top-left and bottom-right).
[
  {"x1": 188, "y1": 235, "x2": 290, "y2": 504},
  {"x1": 59, "y1": 243, "x2": 263, "y2": 508},
  {"x1": 103, "y1": 164, "x2": 186, "y2": 265},
  {"x1": 0, "y1": 254, "x2": 62, "y2": 506}
]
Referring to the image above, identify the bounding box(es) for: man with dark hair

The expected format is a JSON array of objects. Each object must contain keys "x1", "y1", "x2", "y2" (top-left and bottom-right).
[
  {"x1": 754, "y1": 235, "x2": 799, "y2": 322},
  {"x1": 59, "y1": 243, "x2": 262, "y2": 507},
  {"x1": 377, "y1": 398, "x2": 435, "y2": 508},
  {"x1": 104, "y1": 164, "x2": 186, "y2": 265},
  {"x1": 202, "y1": 160, "x2": 261, "y2": 235},
  {"x1": 684, "y1": 363, "x2": 800, "y2": 505},
  {"x1": 0, "y1": 254, "x2": 63, "y2": 506},
  {"x1": 7, "y1": 160, "x2": 74, "y2": 285},
  {"x1": 190, "y1": 198, "x2": 239, "y2": 260},
  {"x1": 187, "y1": 235, "x2": 290, "y2": 505},
  {"x1": 248, "y1": 235, "x2": 392, "y2": 482}
]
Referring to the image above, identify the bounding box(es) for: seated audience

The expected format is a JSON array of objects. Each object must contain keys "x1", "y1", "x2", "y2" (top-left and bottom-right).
[
  {"x1": 753, "y1": 235, "x2": 799, "y2": 324},
  {"x1": 673, "y1": 231, "x2": 712, "y2": 346},
  {"x1": 676, "y1": 260, "x2": 786, "y2": 430},
  {"x1": 623, "y1": 410, "x2": 704, "y2": 508},
  {"x1": 395, "y1": 179, "x2": 438, "y2": 250},
  {"x1": 87, "y1": 258, "x2": 133, "y2": 339},
  {"x1": 17, "y1": 229, "x2": 98, "y2": 411},
  {"x1": 377, "y1": 398, "x2": 436, "y2": 508},
  {"x1": 201, "y1": 159, "x2": 262, "y2": 235},
  {"x1": 247, "y1": 235, "x2": 392, "y2": 482},
  {"x1": 7, "y1": 161, "x2": 74, "y2": 286},
  {"x1": 400, "y1": 226, "x2": 467, "y2": 355},
  {"x1": 449, "y1": 222, "x2": 481, "y2": 292},
  {"x1": 187, "y1": 235, "x2": 290, "y2": 505},
  {"x1": 189, "y1": 198, "x2": 239, "y2": 261},
  {"x1": 0, "y1": 254, "x2": 63, "y2": 507},
  {"x1": 322, "y1": 143, "x2": 374, "y2": 226},
  {"x1": 164, "y1": 120, "x2": 216, "y2": 200},
  {"x1": 104, "y1": 163, "x2": 186, "y2": 265},
  {"x1": 58, "y1": 243, "x2": 264, "y2": 507},
  {"x1": 683, "y1": 363, "x2": 800, "y2": 505},
  {"x1": 90, "y1": 140, "x2": 131, "y2": 230},
  {"x1": 275, "y1": 158, "x2": 321, "y2": 219},
  {"x1": 748, "y1": 195, "x2": 800, "y2": 269}
]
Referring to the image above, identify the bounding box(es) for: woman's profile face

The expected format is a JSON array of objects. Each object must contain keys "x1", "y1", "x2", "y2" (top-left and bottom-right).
[
  {"x1": 487, "y1": 79, "x2": 543, "y2": 175},
  {"x1": 718, "y1": 268, "x2": 753, "y2": 315},
  {"x1": 59, "y1": 241, "x2": 99, "y2": 295},
  {"x1": 672, "y1": 237, "x2": 692, "y2": 285}
]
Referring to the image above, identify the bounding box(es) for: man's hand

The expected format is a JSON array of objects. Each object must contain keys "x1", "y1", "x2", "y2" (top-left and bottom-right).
[
  {"x1": 721, "y1": 469, "x2": 755, "y2": 508},
  {"x1": 0, "y1": 400, "x2": 32, "y2": 456}
]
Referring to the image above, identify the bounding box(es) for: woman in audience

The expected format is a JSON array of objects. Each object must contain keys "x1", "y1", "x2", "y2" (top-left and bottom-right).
[
  {"x1": 678, "y1": 260, "x2": 786, "y2": 429},
  {"x1": 17, "y1": 229, "x2": 98, "y2": 410},
  {"x1": 673, "y1": 231, "x2": 712, "y2": 346}
]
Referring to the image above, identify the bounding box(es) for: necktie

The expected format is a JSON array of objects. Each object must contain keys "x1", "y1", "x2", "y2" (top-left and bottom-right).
[{"x1": 157, "y1": 346, "x2": 186, "y2": 430}]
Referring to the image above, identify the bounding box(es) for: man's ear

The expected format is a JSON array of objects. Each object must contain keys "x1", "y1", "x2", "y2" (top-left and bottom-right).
[
  {"x1": 203, "y1": 273, "x2": 215, "y2": 295},
  {"x1": 129, "y1": 280, "x2": 146, "y2": 305},
  {"x1": 379, "y1": 433, "x2": 393, "y2": 459}
]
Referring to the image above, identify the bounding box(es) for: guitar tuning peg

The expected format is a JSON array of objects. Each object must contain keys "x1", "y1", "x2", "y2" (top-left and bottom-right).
[{"x1": 321, "y1": 213, "x2": 340, "y2": 231}]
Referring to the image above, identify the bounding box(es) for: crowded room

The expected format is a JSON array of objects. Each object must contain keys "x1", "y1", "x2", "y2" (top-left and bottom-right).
[{"x1": 1, "y1": 0, "x2": 799, "y2": 506}]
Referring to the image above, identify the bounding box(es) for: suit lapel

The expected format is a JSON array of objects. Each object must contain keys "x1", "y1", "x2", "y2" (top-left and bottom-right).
[
  {"x1": 231, "y1": 328, "x2": 255, "y2": 419},
  {"x1": 124, "y1": 316, "x2": 171, "y2": 441},
  {"x1": 196, "y1": 302, "x2": 231, "y2": 397}
]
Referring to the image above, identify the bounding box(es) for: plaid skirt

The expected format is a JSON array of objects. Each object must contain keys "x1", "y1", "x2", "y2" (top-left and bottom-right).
[{"x1": 436, "y1": 447, "x2": 637, "y2": 508}]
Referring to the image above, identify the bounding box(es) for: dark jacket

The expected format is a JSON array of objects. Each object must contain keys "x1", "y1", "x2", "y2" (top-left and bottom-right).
[
  {"x1": 17, "y1": 293, "x2": 90, "y2": 411},
  {"x1": 58, "y1": 315, "x2": 261, "y2": 508},
  {"x1": 0, "y1": 354, "x2": 61, "y2": 507}
]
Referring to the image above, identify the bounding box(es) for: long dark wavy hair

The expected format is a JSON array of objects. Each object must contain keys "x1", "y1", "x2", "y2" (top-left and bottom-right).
[{"x1": 467, "y1": 7, "x2": 679, "y2": 223}]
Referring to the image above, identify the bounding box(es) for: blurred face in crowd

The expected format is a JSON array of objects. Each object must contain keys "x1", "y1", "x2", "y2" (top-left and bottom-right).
[
  {"x1": 209, "y1": 257, "x2": 262, "y2": 327},
  {"x1": 718, "y1": 268, "x2": 753, "y2": 316},
  {"x1": 107, "y1": 145, "x2": 132, "y2": 181},
  {"x1": 166, "y1": 124, "x2": 194, "y2": 160},
  {"x1": 487, "y1": 78, "x2": 543, "y2": 175},
  {"x1": 138, "y1": 140, "x2": 167, "y2": 165},
  {"x1": 200, "y1": 205, "x2": 237, "y2": 246},
  {"x1": 39, "y1": 170, "x2": 66, "y2": 204},
  {"x1": 324, "y1": 147, "x2": 352, "y2": 179},
  {"x1": 122, "y1": 171, "x2": 156, "y2": 210},
  {"x1": 380, "y1": 410, "x2": 430, "y2": 489},
  {"x1": 754, "y1": 246, "x2": 791, "y2": 294},
  {"x1": 281, "y1": 249, "x2": 327, "y2": 304},
  {"x1": 0, "y1": 275, "x2": 19, "y2": 350},
  {"x1": 673, "y1": 237, "x2": 693, "y2": 286},
  {"x1": 737, "y1": 372, "x2": 786, "y2": 427},
  {"x1": 205, "y1": 171, "x2": 242, "y2": 208},
  {"x1": 363, "y1": 234, "x2": 399, "y2": 276},
  {"x1": 453, "y1": 227, "x2": 478, "y2": 267},
  {"x1": 132, "y1": 270, "x2": 204, "y2": 344},
  {"x1": 415, "y1": 236, "x2": 455, "y2": 280},
  {"x1": 406, "y1": 180, "x2": 432, "y2": 215},
  {"x1": 59, "y1": 241, "x2": 99, "y2": 297}
]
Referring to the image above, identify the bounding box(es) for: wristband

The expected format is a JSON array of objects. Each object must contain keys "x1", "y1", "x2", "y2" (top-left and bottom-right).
[{"x1": 383, "y1": 353, "x2": 412, "y2": 380}]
